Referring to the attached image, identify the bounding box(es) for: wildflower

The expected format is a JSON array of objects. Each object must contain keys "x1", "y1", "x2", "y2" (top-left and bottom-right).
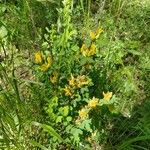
[
  {"x1": 88, "y1": 97, "x2": 99, "y2": 108},
  {"x1": 40, "y1": 56, "x2": 52, "y2": 71},
  {"x1": 103, "y1": 91, "x2": 113, "y2": 101},
  {"x1": 64, "y1": 85, "x2": 72, "y2": 96},
  {"x1": 81, "y1": 44, "x2": 87, "y2": 52},
  {"x1": 79, "y1": 108, "x2": 88, "y2": 119},
  {"x1": 90, "y1": 31, "x2": 96, "y2": 40},
  {"x1": 68, "y1": 74, "x2": 76, "y2": 87},
  {"x1": 95, "y1": 28, "x2": 103, "y2": 38},
  {"x1": 81, "y1": 44, "x2": 89, "y2": 57},
  {"x1": 34, "y1": 51, "x2": 42, "y2": 64},
  {"x1": 50, "y1": 72, "x2": 58, "y2": 84},
  {"x1": 89, "y1": 28, "x2": 103, "y2": 40},
  {"x1": 88, "y1": 43, "x2": 96, "y2": 56},
  {"x1": 81, "y1": 43, "x2": 96, "y2": 57},
  {"x1": 40, "y1": 63, "x2": 50, "y2": 71},
  {"x1": 76, "y1": 75, "x2": 89, "y2": 88},
  {"x1": 47, "y1": 56, "x2": 52, "y2": 66}
]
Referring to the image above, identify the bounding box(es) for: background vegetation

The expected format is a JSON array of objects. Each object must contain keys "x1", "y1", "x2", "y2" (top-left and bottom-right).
[{"x1": 0, "y1": 0, "x2": 150, "y2": 149}]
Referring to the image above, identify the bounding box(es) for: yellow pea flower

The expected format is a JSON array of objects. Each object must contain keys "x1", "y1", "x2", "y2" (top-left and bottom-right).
[
  {"x1": 90, "y1": 28, "x2": 103, "y2": 40},
  {"x1": 40, "y1": 56, "x2": 52, "y2": 71},
  {"x1": 103, "y1": 91, "x2": 113, "y2": 101},
  {"x1": 81, "y1": 43, "x2": 96, "y2": 57},
  {"x1": 68, "y1": 74, "x2": 76, "y2": 87},
  {"x1": 78, "y1": 108, "x2": 88, "y2": 119},
  {"x1": 88, "y1": 97, "x2": 99, "y2": 108},
  {"x1": 76, "y1": 75, "x2": 89, "y2": 88},
  {"x1": 96, "y1": 28, "x2": 103, "y2": 38},
  {"x1": 34, "y1": 51, "x2": 42, "y2": 64},
  {"x1": 47, "y1": 56, "x2": 52, "y2": 66},
  {"x1": 81, "y1": 44, "x2": 89, "y2": 57},
  {"x1": 90, "y1": 31, "x2": 96, "y2": 40},
  {"x1": 40, "y1": 63, "x2": 50, "y2": 71},
  {"x1": 88, "y1": 43, "x2": 96, "y2": 56},
  {"x1": 64, "y1": 85, "x2": 72, "y2": 96},
  {"x1": 81, "y1": 44, "x2": 87, "y2": 52}
]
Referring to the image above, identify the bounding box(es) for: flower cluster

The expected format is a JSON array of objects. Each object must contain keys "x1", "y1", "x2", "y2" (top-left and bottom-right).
[
  {"x1": 63, "y1": 75, "x2": 91, "y2": 96},
  {"x1": 35, "y1": 51, "x2": 42, "y2": 64},
  {"x1": 81, "y1": 43, "x2": 96, "y2": 57},
  {"x1": 78, "y1": 108, "x2": 89, "y2": 119},
  {"x1": 90, "y1": 28, "x2": 103, "y2": 40},
  {"x1": 103, "y1": 91, "x2": 113, "y2": 101},
  {"x1": 76, "y1": 97, "x2": 99, "y2": 124},
  {"x1": 64, "y1": 85, "x2": 72, "y2": 96},
  {"x1": 76, "y1": 91, "x2": 113, "y2": 123},
  {"x1": 34, "y1": 51, "x2": 52, "y2": 71},
  {"x1": 88, "y1": 97, "x2": 99, "y2": 108},
  {"x1": 80, "y1": 27, "x2": 103, "y2": 57}
]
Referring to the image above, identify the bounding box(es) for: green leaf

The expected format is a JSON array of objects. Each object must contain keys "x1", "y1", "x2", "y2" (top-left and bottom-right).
[
  {"x1": 30, "y1": 140, "x2": 48, "y2": 150},
  {"x1": 56, "y1": 116, "x2": 63, "y2": 123},
  {"x1": 0, "y1": 26, "x2": 7, "y2": 39},
  {"x1": 66, "y1": 116, "x2": 72, "y2": 122},
  {"x1": 80, "y1": 120, "x2": 92, "y2": 132},
  {"x1": 118, "y1": 136, "x2": 150, "y2": 150},
  {"x1": 63, "y1": 106, "x2": 69, "y2": 116},
  {"x1": 35, "y1": 0, "x2": 56, "y2": 3},
  {"x1": 32, "y1": 122, "x2": 63, "y2": 142},
  {"x1": 128, "y1": 49, "x2": 142, "y2": 55},
  {"x1": 42, "y1": 124, "x2": 64, "y2": 142}
]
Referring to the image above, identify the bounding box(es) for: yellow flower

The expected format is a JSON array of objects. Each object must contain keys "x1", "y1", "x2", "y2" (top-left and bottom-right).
[
  {"x1": 64, "y1": 85, "x2": 72, "y2": 96},
  {"x1": 76, "y1": 75, "x2": 89, "y2": 88},
  {"x1": 81, "y1": 44, "x2": 89, "y2": 57},
  {"x1": 47, "y1": 56, "x2": 52, "y2": 66},
  {"x1": 68, "y1": 74, "x2": 76, "y2": 87},
  {"x1": 40, "y1": 56, "x2": 52, "y2": 71},
  {"x1": 78, "y1": 108, "x2": 88, "y2": 119},
  {"x1": 50, "y1": 72, "x2": 58, "y2": 84},
  {"x1": 34, "y1": 51, "x2": 42, "y2": 64},
  {"x1": 88, "y1": 43, "x2": 96, "y2": 56},
  {"x1": 88, "y1": 97, "x2": 99, "y2": 108},
  {"x1": 89, "y1": 28, "x2": 103, "y2": 40},
  {"x1": 40, "y1": 63, "x2": 50, "y2": 71},
  {"x1": 81, "y1": 43, "x2": 96, "y2": 57},
  {"x1": 81, "y1": 44, "x2": 87, "y2": 52},
  {"x1": 96, "y1": 28, "x2": 103, "y2": 38},
  {"x1": 103, "y1": 91, "x2": 113, "y2": 101},
  {"x1": 90, "y1": 31, "x2": 96, "y2": 40}
]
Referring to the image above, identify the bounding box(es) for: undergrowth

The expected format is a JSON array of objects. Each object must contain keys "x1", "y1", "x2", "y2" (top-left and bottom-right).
[{"x1": 0, "y1": 0, "x2": 150, "y2": 149}]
